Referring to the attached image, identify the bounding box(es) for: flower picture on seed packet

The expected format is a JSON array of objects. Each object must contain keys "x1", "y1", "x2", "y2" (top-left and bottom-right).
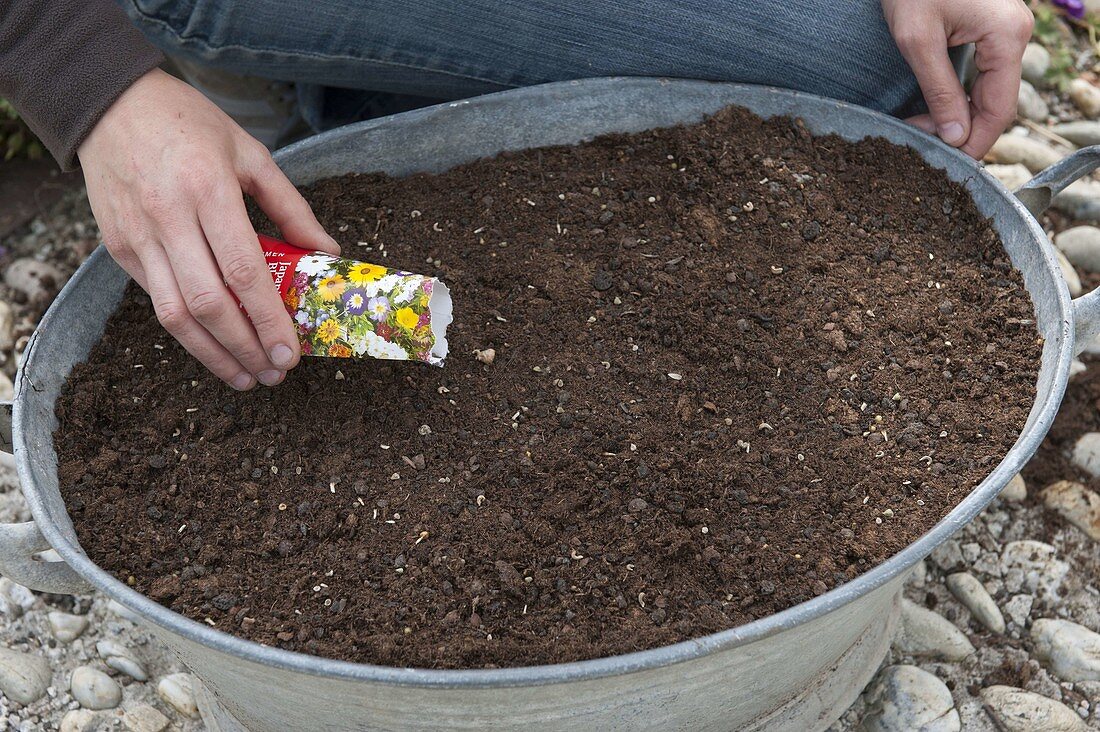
[{"x1": 261, "y1": 236, "x2": 452, "y2": 366}]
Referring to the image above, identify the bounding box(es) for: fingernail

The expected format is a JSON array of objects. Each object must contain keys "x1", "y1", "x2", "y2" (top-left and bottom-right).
[
  {"x1": 257, "y1": 370, "x2": 284, "y2": 386},
  {"x1": 270, "y1": 344, "x2": 295, "y2": 369},
  {"x1": 938, "y1": 122, "x2": 965, "y2": 145},
  {"x1": 230, "y1": 373, "x2": 254, "y2": 391}
]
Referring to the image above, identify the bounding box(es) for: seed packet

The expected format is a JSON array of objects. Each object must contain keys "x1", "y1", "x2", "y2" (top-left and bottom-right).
[{"x1": 260, "y1": 236, "x2": 451, "y2": 365}]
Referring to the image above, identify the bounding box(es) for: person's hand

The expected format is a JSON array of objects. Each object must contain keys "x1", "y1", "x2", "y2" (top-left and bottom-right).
[
  {"x1": 881, "y1": 0, "x2": 1034, "y2": 158},
  {"x1": 78, "y1": 68, "x2": 340, "y2": 390}
]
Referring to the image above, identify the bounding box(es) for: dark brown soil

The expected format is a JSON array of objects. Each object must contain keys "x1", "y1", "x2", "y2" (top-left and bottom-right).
[{"x1": 55, "y1": 106, "x2": 1040, "y2": 669}]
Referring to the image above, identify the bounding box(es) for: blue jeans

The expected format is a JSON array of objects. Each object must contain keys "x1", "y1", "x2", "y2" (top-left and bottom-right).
[{"x1": 119, "y1": 0, "x2": 922, "y2": 132}]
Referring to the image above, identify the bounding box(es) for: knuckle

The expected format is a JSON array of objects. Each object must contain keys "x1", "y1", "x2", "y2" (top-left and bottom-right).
[
  {"x1": 154, "y1": 299, "x2": 190, "y2": 332},
  {"x1": 138, "y1": 187, "x2": 171, "y2": 218},
  {"x1": 185, "y1": 288, "x2": 228, "y2": 322},
  {"x1": 922, "y1": 85, "x2": 959, "y2": 110},
  {"x1": 221, "y1": 257, "x2": 262, "y2": 292},
  {"x1": 893, "y1": 30, "x2": 924, "y2": 55}
]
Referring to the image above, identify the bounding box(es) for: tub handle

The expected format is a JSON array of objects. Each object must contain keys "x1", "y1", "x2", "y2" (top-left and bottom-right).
[
  {"x1": 0, "y1": 401, "x2": 91, "y2": 594},
  {"x1": 1015, "y1": 146, "x2": 1100, "y2": 355}
]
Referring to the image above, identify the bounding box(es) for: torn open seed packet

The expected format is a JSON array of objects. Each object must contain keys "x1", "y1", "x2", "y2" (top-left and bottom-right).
[{"x1": 261, "y1": 235, "x2": 452, "y2": 366}]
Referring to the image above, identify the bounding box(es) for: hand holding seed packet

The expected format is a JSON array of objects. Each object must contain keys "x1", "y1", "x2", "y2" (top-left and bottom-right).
[{"x1": 261, "y1": 236, "x2": 452, "y2": 365}]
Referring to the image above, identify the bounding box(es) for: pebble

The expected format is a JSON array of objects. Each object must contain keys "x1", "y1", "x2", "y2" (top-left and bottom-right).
[
  {"x1": 893, "y1": 598, "x2": 975, "y2": 661},
  {"x1": 1069, "y1": 78, "x2": 1100, "y2": 119},
  {"x1": 2, "y1": 258, "x2": 64, "y2": 302},
  {"x1": 980, "y1": 685, "x2": 1088, "y2": 731},
  {"x1": 0, "y1": 300, "x2": 13, "y2": 352},
  {"x1": 985, "y1": 134, "x2": 1063, "y2": 172},
  {"x1": 1071, "y1": 358, "x2": 1087, "y2": 378},
  {"x1": 985, "y1": 163, "x2": 1033, "y2": 191},
  {"x1": 106, "y1": 599, "x2": 142, "y2": 624},
  {"x1": 69, "y1": 666, "x2": 122, "y2": 710},
  {"x1": 122, "y1": 703, "x2": 170, "y2": 732},
  {"x1": 48, "y1": 612, "x2": 90, "y2": 643},
  {"x1": 946, "y1": 572, "x2": 1006, "y2": 634},
  {"x1": 156, "y1": 673, "x2": 199, "y2": 718},
  {"x1": 1002, "y1": 473, "x2": 1028, "y2": 503},
  {"x1": 1072, "y1": 433, "x2": 1100, "y2": 478},
  {"x1": 0, "y1": 578, "x2": 36, "y2": 618},
  {"x1": 474, "y1": 348, "x2": 495, "y2": 365},
  {"x1": 1053, "y1": 179, "x2": 1100, "y2": 221},
  {"x1": 0, "y1": 646, "x2": 52, "y2": 705},
  {"x1": 1018, "y1": 80, "x2": 1049, "y2": 122},
  {"x1": 1051, "y1": 120, "x2": 1100, "y2": 147},
  {"x1": 1042, "y1": 480, "x2": 1100, "y2": 542},
  {"x1": 1054, "y1": 247, "x2": 1084, "y2": 297},
  {"x1": 930, "y1": 540, "x2": 964, "y2": 571},
  {"x1": 0, "y1": 371, "x2": 12, "y2": 402},
  {"x1": 1054, "y1": 226, "x2": 1100, "y2": 273},
  {"x1": 1032, "y1": 618, "x2": 1100, "y2": 682},
  {"x1": 1003, "y1": 594, "x2": 1035, "y2": 628},
  {"x1": 1001, "y1": 540, "x2": 1070, "y2": 600},
  {"x1": 96, "y1": 639, "x2": 148, "y2": 681},
  {"x1": 861, "y1": 664, "x2": 960, "y2": 732},
  {"x1": 1022, "y1": 43, "x2": 1051, "y2": 87},
  {"x1": 60, "y1": 709, "x2": 107, "y2": 732}
]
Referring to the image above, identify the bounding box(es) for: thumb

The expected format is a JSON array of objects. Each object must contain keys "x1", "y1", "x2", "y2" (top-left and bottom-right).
[
  {"x1": 895, "y1": 29, "x2": 972, "y2": 147},
  {"x1": 244, "y1": 154, "x2": 342, "y2": 256}
]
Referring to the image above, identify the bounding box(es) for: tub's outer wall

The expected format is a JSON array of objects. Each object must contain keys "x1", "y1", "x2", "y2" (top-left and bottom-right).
[
  {"x1": 10, "y1": 78, "x2": 1073, "y2": 731},
  {"x1": 176, "y1": 577, "x2": 903, "y2": 732}
]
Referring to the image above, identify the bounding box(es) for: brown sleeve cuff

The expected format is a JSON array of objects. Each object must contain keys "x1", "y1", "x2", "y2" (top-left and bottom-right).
[{"x1": 0, "y1": 0, "x2": 165, "y2": 171}]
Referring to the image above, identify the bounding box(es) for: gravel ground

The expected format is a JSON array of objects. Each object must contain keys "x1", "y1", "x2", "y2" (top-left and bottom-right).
[{"x1": 5, "y1": 11, "x2": 1100, "y2": 727}]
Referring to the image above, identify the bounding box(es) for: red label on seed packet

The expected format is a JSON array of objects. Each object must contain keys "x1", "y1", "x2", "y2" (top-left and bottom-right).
[{"x1": 258, "y1": 235, "x2": 452, "y2": 365}]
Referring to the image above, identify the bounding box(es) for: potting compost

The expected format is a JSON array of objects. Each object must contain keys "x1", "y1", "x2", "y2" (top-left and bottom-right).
[{"x1": 56, "y1": 105, "x2": 1040, "y2": 669}]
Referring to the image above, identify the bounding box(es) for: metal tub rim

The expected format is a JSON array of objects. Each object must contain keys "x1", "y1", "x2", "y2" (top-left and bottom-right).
[{"x1": 12, "y1": 77, "x2": 1074, "y2": 689}]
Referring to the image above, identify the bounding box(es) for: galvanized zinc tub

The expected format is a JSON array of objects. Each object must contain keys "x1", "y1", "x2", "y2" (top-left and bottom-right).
[{"x1": 2, "y1": 78, "x2": 1099, "y2": 731}]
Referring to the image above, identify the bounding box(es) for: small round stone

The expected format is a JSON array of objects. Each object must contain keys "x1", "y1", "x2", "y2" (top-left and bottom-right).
[
  {"x1": 157, "y1": 672, "x2": 199, "y2": 718},
  {"x1": 0, "y1": 646, "x2": 52, "y2": 705},
  {"x1": 48, "y1": 612, "x2": 90, "y2": 643},
  {"x1": 70, "y1": 666, "x2": 122, "y2": 710}
]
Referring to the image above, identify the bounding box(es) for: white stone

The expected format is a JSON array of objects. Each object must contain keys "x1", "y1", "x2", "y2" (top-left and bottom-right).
[
  {"x1": 1053, "y1": 179, "x2": 1100, "y2": 221},
  {"x1": 69, "y1": 666, "x2": 121, "y2": 711},
  {"x1": 2, "y1": 258, "x2": 64, "y2": 302},
  {"x1": 1017, "y1": 80, "x2": 1049, "y2": 122},
  {"x1": 106, "y1": 599, "x2": 142, "y2": 624},
  {"x1": 0, "y1": 578, "x2": 35, "y2": 618},
  {"x1": 1055, "y1": 226, "x2": 1100, "y2": 273},
  {"x1": 1052, "y1": 120, "x2": 1100, "y2": 147},
  {"x1": 1055, "y1": 248, "x2": 1084, "y2": 298},
  {"x1": 861, "y1": 664, "x2": 961, "y2": 732},
  {"x1": 985, "y1": 135, "x2": 1063, "y2": 172},
  {"x1": 1003, "y1": 594, "x2": 1034, "y2": 628},
  {"x1": 1071, "y1": 359, "x2": 1088, "y2": 378},
  {"x1": 1042, "y1": 480, "x2": 1100, "y2": 542},
  {"x1": 1000, "y1": 540, "x2": 1069, "y2": 600},
  {"x1": 1022, "y1": 43, "x2": 1051, "y2": 87},
  {"x1": 47, "y1": 612, "x2": 89, "y2": 643},
  {"x1": 60, "y1": 709, "x2": 107, "y2": 732},
  {"x1": 0, "y1": 371, "x2": 12, "y2": 402},
  {"x1": 985, "y1": 163, "x2": 1033, "y2": 191},
  {"x1": 981, "y1": 685, "x2": 1088, "y2": 731},
  {"x1": 1070, "y1": 78, "x2": 1100, "y2": 119},
  {"x1": 0, "y1": 301, "x2": 12, "y2": 352},
  {"x1": 1002, "y1": 474, "x2": 1028, "y2": 502},
  {"x1": 95, "y1": 639, "x2": 147, "y2": 681},
  {"x1": 0, "y1": 646, "x2": 51, "y2": 705},
  {"x1": 930, "y1": 540, "x2": 964, "y2": 571},
  {"x1": 960, "y1": 542, "x2": 982, "y2": 564},
  {"x1": 893, "y1": 598, "x2": 975, "y2": 661},
  {"x1": 1072, "y1": 433, "x2": 1100, "y2": 478},
  {"x1": 121, "y1": 703, "x2": 170, "y2": 732},
  {"x1": 1032, "y1": 619, "x2": 1100, "y2": 683},
  {"x1": 156, "y1": 673, "x2": 198, "y2": 718},
  {"x1": 946, "y1": 572, "x2": 1006, "y2": 634}
]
